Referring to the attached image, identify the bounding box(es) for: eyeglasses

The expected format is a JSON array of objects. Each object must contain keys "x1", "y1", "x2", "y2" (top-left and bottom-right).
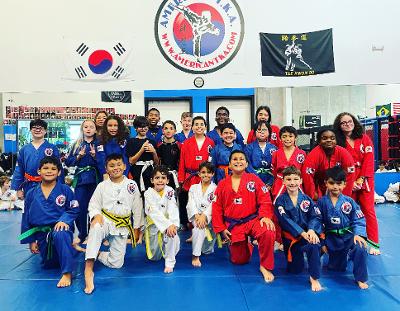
[
  {"x1": 256, "y1": 128, "x2": 268, "y2": 133},
  {"x1": 340, "y1": 120, "x2": 353, "y2": 126}
]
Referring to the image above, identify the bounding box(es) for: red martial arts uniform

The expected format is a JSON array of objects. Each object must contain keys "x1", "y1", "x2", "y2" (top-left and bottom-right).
[
  {"x1": 212, "y1": 172, "x2": 275, "y2": 270},
  {"x1": 246, "y1": 124, "x2": 281, "y2": 148},
  {"x1": 345, "y1": 134, "x2": 379, "y2": 245},
  {"x1": 302, "y1": 145, "x2": 356, "y2": 199},
  {"x1": 178, "y1": 136, "x2": 215, "y2": 191},
  {"x1": 271, "y1": 147, "x2": 306, "y2": 198}
]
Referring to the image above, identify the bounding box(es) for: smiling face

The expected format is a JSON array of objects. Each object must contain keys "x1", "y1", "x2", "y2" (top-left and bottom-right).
[
  {"x1": 82, "y1": 120, "x2": 96, "y2": 139},
  {"x1": 181, "y1": 117, "x2": 192, "y2": 131},
  {"x1": 38, "y1": 163, "x2": 60, "y2": 182},
  {"x1": 283, "y1": 173, "x2": 302, "y2": 193},
  {"x1": 339, "y1": 114, "x2": 355, "y2": 135},
  {"x1": 319, "y1": 130, "x2": 336, "y2": 151},
  {"x1": 222, "y1": 127, "x2": 235, "y2": 145},
  {"x1": 147, "y1": 110, "x2": 160, "y2": 127},
  {"x1": 106, "y1": 119, "x2": 119, "y2": 137},
  {"x1": 280, "y1": 132, "x2": 296, "y2": 148},
  {"x1": 106, "y1": 158, "x2": 126, "y2": 180},
  {"x1": 151, "y1": 171, "x2": 169, "y2": 192},
  {"x1": 229, "y1": 152, "x2": 248, "y2": 174},
  {"x1": 95, "y1": 112, "x2": 107, "y2": 128},
  {"x1": 30, "y1": 125, "x2": 46, "y2": 140},
  {"x1": 215, "y1": 109, "x2": 229, "y2": 126},
  {"x1": 257, "y1": 108, "x2": 270, "y2": 122},
  {"x1": 199, "y1": 166, "x2": 214, "y2": 184},
  {"x1": 192, "y1": 119, "x2": 206, "y2": 135}
]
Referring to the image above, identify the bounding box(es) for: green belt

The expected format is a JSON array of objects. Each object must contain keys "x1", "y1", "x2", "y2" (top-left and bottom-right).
[
  {"x1": 255, "y1": 168, "x2": 273, "y2": 176},
  {"x1": 101, "y1": 209, "x2": 136, "y2": 248},
  {"x1": 71, "y1": 166, "x2": 99, "y2": 188},
  {"x1": 18, "y1": 226, "x2": 53, "y2": 260},
  {"x1": 326, "y1": 226, "x2": 352, "y2": 235},
  {"x1": 367, "y1": 239, "x2": 380, "y2": 249}
]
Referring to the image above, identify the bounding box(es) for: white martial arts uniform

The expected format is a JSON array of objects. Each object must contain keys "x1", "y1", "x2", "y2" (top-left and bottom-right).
[
  {"x1": 85, "y1": 177, "x2": 143, "y2": 268},
  {"x1": 0, "y1": 189, "x2": 16, "y2": 210},
  {"x1": 186, "y1": 182, "x2": 217, "y2": 257},
  {"x1": 144, "y1": 186, "x2": 180, "y2": 269}
]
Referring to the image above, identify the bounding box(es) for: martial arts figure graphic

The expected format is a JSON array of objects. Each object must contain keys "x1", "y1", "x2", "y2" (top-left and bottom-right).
[
  {"x1": 176, "y1": 6, "x2": 220, "y2": 61},
  {"x1": 284, "y1": 38, "x2": 312, "y2": 72}
]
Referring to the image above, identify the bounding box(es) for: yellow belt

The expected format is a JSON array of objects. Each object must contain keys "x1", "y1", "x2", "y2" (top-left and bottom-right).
[
  {"x1": 144, "y1": 216, "x2": 165, "y2": 259},
  {"x1": 101, "y1": 209, "x2": 136, "y2": 248}
]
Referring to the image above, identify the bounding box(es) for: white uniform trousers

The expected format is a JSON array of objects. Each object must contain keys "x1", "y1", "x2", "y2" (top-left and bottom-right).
[
  {"x1": 191, "y1": 222, "x2": 216, "y2": 257},
  {"x1": 85, "y1": 222, "x2": 127, "y2": 269}
]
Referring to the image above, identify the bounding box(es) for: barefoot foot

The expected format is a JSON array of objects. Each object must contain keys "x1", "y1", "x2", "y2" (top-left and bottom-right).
[
  {"x1": 357, "y1": 281, "x2": 369, "y2": 289},
  {"x1": 164, "y1": 266, "x2": 174, "y2": 273},
  {"x1": 310, "y1": 276, "x2": 322, "y2": 292},
  {"x1": 57, "y1": 273, "x2": 72, "y2": 288},
  {"x1": 260, "y1": 266, "x2": 275, "y2": 283},
  {"x1": 84, "y1": 270, "x2": 95, "y2": 294},
  {"x1": 369, "y1": 247, "x2": 381, "y2": 256},
  {"x1": 192, "y1": 256, "x2": 202, "y2": 267}
]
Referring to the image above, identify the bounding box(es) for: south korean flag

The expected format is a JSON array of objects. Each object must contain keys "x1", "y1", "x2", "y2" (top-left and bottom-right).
[{"x1": 62, "y1": 38, "x2": 133, "y2": 81}]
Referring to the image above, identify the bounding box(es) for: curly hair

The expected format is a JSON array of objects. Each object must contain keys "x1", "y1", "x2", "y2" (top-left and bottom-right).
[
  {"x1": 101, "y1": 115, "x2": 129, "y2": 145},
  {"x1": 332, "y1": 112, "x2": 363, "y2": 147}
]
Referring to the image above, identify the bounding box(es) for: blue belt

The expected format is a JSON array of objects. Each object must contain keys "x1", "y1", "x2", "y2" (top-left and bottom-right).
[{"x1": 224, "y1": 213, "x2": 258, "y2": 231}]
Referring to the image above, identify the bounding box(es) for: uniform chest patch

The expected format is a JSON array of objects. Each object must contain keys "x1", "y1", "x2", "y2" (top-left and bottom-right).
[
  {"x1": 120, "y1": 140, "x2": 127, "y2": 148},
  {"x1": 195, "y1": 156, "x2": 203, "y2": 161},
  {"x1": 207, "y1": 145, "x2": 212, "y2": 153},
  {"x1": 305, "y1": 167, "x2": 315, "y2": 174},
  {"x1": 360, "y1": 144, "x2": 364, "y2": 153},
  {"x1": 270, "y1": 148, "x2": 277, "y2": 155},
  {"x1": 127, "y1": 183, "x2": 136, "y2": 194},
  {"x1": 314, "y1": 206, "x2": 321, "y2": 215},
  {"x1": 341, "y1": 202, "x2": 352, "y2": 214},
  {"x1": 261, "y1": 186, "x2": 268, "y2": 193},
  {"x1": 207, "y1": 192, "x2": 215, "y2": 203},
  {"x1": 70, "y1": 200, "x2": 79, "y2": 208},
  {"x1": 234, "y1": 198, "x2": 242, "y2": 205},
  {"x1": 44, "y1": 148, "x2": 53, "y2": 156},
  {"x1": 246, "y1": 181, "x2": 255, "y2": 192},
  {"x1": 300, "y1": 200, "x2": 310, "y2": 212},
  {"x1": 277, "y1": 206, "x2": 286, "y2": 215},
  {"x1": 296, "y1": 153, "x2": 305, "y2": 164},
  {"x1": 97, "y1": 145, "x2": 104, "y2": 152},
  {"x1": 167, "y1": 190, "x2": 174, "y2": 200},
  {"x1": 55, "y1": 195, "x2": 66, "y2": 207},
  {"x1": 331, "y1": 217, "x2": 341, "y2": 224},
  {"x1": 271, "y1": 133, "x2": 277, "y2": 141},
  {"x1": 365, "y1": 146, "x2": 373, "y2": 153},
  {"x1": 356, "y1": 210, "x2": 364, "y2": 218}
]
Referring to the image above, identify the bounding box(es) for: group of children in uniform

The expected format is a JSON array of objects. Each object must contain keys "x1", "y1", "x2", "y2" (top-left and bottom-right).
[{"x1": 15, "y1": 107, "x2": 375, "y2": 294}]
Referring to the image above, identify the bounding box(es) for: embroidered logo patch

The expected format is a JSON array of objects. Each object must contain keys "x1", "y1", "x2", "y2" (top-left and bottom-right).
[
  {"x1": 234, "y1": 198, "x2": 242, "y2": 204},
  {"x1": 120, "y1": 140, "x2": 127, "y2": 148},
  {"x1": 70, "y1": 200, "x2": 79, "y2": 208},
  {"x1": 300, "y1": 200, "x2": 310, "y2": 212},
  {"x1": 207, "y1": 192, "x2": 215, "y2": 203},
  {"x1": 195, "y1": 155, "x2": 203, "y2": 161},
  {"x1": 261, "y1": 185, "x2": 268, "y2": 193},
  {"x1": 97, "y1": 145, "x2": 104, "y2": 152},
  {"x1": 305, "y1": 167, "x2": 315, "y2": 174},
  {"x1": 277, "y1": 206, "x2": 286, "y2": 215},
  {"x1": 208, "y1": 145, "x2": 213, "y2": 153},
  {"x1": 356, "y1": 209, "x2": 364, "y2": 218},
  {"x1": 365, "y1": 146, "x2": 373, "y2": 153},
  {"x1": 246, "y1": 181, "x2": 255, "y2": 192},
  {"x1": 270, "y1": 148, "x2": 277, "y2": 155},
  {"x1": 341, "y1": 202, "x2": 352, "y2": 214},
  {"x1": 55, "y1": 195, "x2": 66, "y2": 207},
  {"x1": 347, "y1": 166, "x2": 355, "y2": 173},
  {"x1": 314, "y1": 206, "x2": 321, "y2": 215},
  {"x1": 167, "y1": 190, "x2": 174, "y2": 200},
  {"x1": 271, "y1": 132, "x2": 277, "y2": 141},
  {"x1": 44, "y1": 148, "x2": 53, "y2": 156},
  {"x1": 330, "y1": 217, "x2": 341, "y2": 224},
  {"x1": 127, "y1": 182, "x2": 136, "y2": 194},
  {"x1": 360, "y1": 144, "x2": 364, "y2": 153},
  {"x1": 296, "y1": 153, "x2": 305, "y2": 164}
]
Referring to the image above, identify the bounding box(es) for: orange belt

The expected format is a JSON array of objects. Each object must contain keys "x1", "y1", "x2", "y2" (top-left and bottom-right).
[
  {"x1": 218, "y1": 165, "x2": 229, "y2": 177},
  {"x1": 282, "y1": 231, "x2": 302, "y2": 262},
  {"x1": 24, "y1": 173, "x2": 42, "y2": 182}
]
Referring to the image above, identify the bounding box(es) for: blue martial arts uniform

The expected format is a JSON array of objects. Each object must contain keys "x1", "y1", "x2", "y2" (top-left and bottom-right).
[
  {"x1": 146, "y1": 126, "x2": 163, "y2": 144},
  {"x1": 317, "y1": 194, "x2": 368, "y2": 282},
  {"x1": 11, "y1": 140, "x2": 64, "y2": 194},
  {"x1": 96, "y1": 138, "x2": 129, "y2": 176},
  {"x1": 245, "y1": 141, "x2": 277, "y2": 186},
  {"x1": 65, "y1": 139, "x2": 100, "y2": 241},
  {"x1": 210, "y1": 142, "x2": 243, "y2": 183},
  {"x1": 275, "y1": 191, "x2": 322, "y2": 278},
  {"x1": 207, "y1": 127, "x2": 245, "y2": 148},
  {"x1": 20, "y1": 182, "x2": 79, "y2": 274},
  {"x1": 175, "y1": 130, "x2": 193, "y2": 143}
]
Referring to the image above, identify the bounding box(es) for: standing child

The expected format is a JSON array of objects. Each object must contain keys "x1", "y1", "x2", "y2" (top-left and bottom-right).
[
  {"x1": 212, "y1": 150, "x2": 276, "y2": 282},
  {"x1": 274, "y1": 166, "x2": 322, "y2": 291},
  {"x1": 19, "y1": 156, "x2": 79, "y2": 288},
  {"x1": 144, "y1": 166, "x2": 180, "y2": 273},
  {"x1": 186, "y1": 162, "x2": 217, "y2": 267},
  {"x1": 271, "y1": 126, "x2": 306, "y2": 198},
  {"x1": 146, "y1": 108, "x2": 163, "y2": 143},
  {"x1": 157, "y1": 120, "x2": 181, "y2": 189},
  {"x1": 178, "y1": 116, "x2": 215, "y2": 230},
  {"x1": 83, "y1": 153, "x2": 143, "y2": 294},
  {"x1": 126, "y1": 116, "x2": 159, "y2": 193},
  {"x1": 210, "y1": 123, "x2": 243, "y2": 184},
  {"x1": 317, "y1": 166, "x2": 369, "y2": 289},
  {"x1": 97, "y1": 115, "x2": 130, "y2": 178},
  {"x1": 0, "y1": 176, "x2": 17, "y2": 211},
  {"x1": 175, "y1": 112, "x2": 193, "y2": 143},
  {"x1": 11, "y1": 119, "x2": 63, "y2": 197},
  {"x1": 245, "y1": 121, "x2": 277, "y2": 189},
  {"x1": 65, "y1": 119, "x2": 99, "y2": 245},
  {"x1": 94, "y1": 110, "x2": 108, "y2": 137},
  {"x1": 247, "y1": 106, "x2": 281, "y2": 147}
]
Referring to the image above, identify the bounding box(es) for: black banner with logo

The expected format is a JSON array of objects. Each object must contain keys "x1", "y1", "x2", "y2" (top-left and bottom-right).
[
  {"x1": 101, "y1": 91, "x2": 131, "y2": 103},
  {"x1": 260, "y1": 29, "x2": 335, "y2": 77}
]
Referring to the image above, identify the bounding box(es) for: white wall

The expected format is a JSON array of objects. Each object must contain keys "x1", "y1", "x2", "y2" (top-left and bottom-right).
[
  {"x1": 366, "y1": 84, "x2": 400, "y2": 117},
  {"x1": 1, "y1": 91, "x2": 144, "y2": 116},
  {"x1": 0, "y1": 0, "x2": 399, "y2": 91}
]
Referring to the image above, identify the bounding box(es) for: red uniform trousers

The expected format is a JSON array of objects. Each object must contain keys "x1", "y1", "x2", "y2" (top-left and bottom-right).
[{"x1": 228, "y1": 218, "x2": 275, "y2": 270}]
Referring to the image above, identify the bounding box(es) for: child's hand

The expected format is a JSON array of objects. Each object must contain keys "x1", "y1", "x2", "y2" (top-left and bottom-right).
[
  {"x1": 166, "y1": 224, "x2": 177, "y2": 237},
  {"x1": 195, "y1": 214, "x2": 207, "y2": 229},
  {"x1": 301, "y1": 231, "x2": 310, "y2": 242},
  {"x1": 29, "y1": 241, "x2": 39, "y2": 254},
  {"x1": 77, "y1": 145, "x2": 86, "y2": 159},
  {"x1": 222, "y1": 229, "x2": 232, "y2": 243},
  {"x1": 260, "y1": 217, "x2": 275, "y2": 231},
  {"x1": 54, "y1": 221, "x2": 69, "y2": 231},
  {"x1": 91, "y1": 214, "x2": 104, "y2": 228},
  {"x1": 145, "y1": 142, "x2": 156, "y2": 154},
  {"x1": 354, "y1": 235, "x2": 367, "y2": 248},
  {"x1": 17, "y1": 190, "x2": 24, "y2": 200},
  {"x1": 89, "y1": 144, "x2": 96, "y2": 158},
  {"x1": 307, "y1": 229, "x2": 320, "y2": 244},
  {"x1": 353, "y1": 181, "x2": 362, "y2": 191}
]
